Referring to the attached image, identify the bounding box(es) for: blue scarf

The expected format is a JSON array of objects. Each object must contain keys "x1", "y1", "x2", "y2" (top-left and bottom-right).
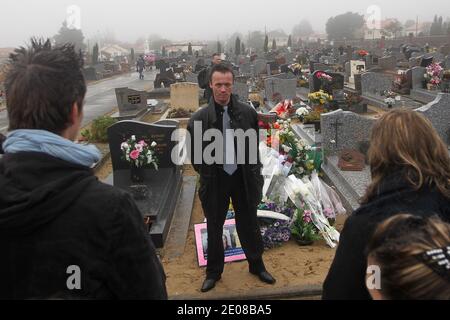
[{"x1": 2, "y1": 130, "x2": 101, "y2": 168}]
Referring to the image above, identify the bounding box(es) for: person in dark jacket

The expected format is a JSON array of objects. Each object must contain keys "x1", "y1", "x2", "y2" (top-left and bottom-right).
[
  {"x1": 188, "y1": 63, "x2": 276, "y2": 293},
  {"x1": 0, "y1": 38, "x2": 167, "y2": 300},
  {"x1": 198, "y1": 53, "x2": 222, "y2": 103},
  {"x1": 323, "y1": 109, "x2": 450, "y2": 300}
]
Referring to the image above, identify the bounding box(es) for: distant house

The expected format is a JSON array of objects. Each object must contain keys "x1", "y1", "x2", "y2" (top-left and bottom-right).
[
  {"x1": 364, "y1": 19, "x2": 400, "y2": 40},
  {"x1": 403, "y1": 22, "x2": 432, "y2": 37},
  {"x1": 99, "y1": 44, "x2": 129, "y2": 60},
  {"x1": 268, "y1": 30, "x2": 289, "y2": 47}
]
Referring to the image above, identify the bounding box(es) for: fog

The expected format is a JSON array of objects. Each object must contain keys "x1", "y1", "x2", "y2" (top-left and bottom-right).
[{"x1": 1, "y1": 0, "x2": 449, "y2": 47}]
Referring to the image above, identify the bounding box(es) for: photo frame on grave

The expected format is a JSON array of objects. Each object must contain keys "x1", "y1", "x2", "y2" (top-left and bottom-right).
[{"x1": 194, "y1": 219, "x2": 246, "y2": 267}]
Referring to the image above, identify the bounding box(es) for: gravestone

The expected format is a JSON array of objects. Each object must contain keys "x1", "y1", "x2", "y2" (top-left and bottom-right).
[
  {"x1": 107, "y1": 120, "x2": 183, "y2": 248},
  {"x1": 411, "y1": 66, "x2": 426, "y2": 89},
  {"x1": 321, "y1": 110, "x2": 374, "y2": 210},
  {"x1": 83, "y1": 67, "x2": 100, "y2": 81},
  {"x1": 147, "y1": 88, "x2": 171, "y2": 99},
  {"x1": 253, "y1": 59, "x2": 268, "y2": 76},
  {"x1": 232, "y1": 82, "x2": 250, "y2": 102},
  {"x1": 444, "y1": 56, "x2": 450, "y2": 69},
  {"x1": 440, "y1": 44, "x2": 450, "y2": 56},
  {"x1": 361, "y1": 72, "x2": 394, "y2": 97},
  {"x1": 239, "y1": 62, "x2": 252, "y2": 75},
  {"x1": 410, "y1": 66, "x2": 439, "y2": 104},
  {"x1": 264, "y1": 77, "x2": 297, "y2": 101},
  {"x1": 170, "y1": 82, "x2": 199, "y2": 111},
  {"x1": 113, "y1": 87, "x2": 150, "y2": 120},
  {"x1": 185, "y1": 72, "x2": 199, "y2": 84},
  {"x1": 313, "y1": 63, "x2": 331, "y2": 73},
  {"x1": 349, "y1": 60, "x2": 366, "y2": 84},
  {"x1": 345, "y1": 62, "x2": 351, "y2": 82},
  {"x1": 379, "y1": 56, "x2": 397, "y2": 70},
  {"x1": 415, "y1": 93, "x2": 450, "y2": 145},
  {"x1": 310, "y1": 71, "x2": 344, "y2": 94}
]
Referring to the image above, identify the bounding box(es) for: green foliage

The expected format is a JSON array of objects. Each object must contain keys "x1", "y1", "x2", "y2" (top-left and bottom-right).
[
  {"x1": 217, "y1": 41, "x2": 222, "y2": 54},
  {"x1": 292, "y1": 20, "x2": 314, "y2": 38},
  {"x1": 291, "y1": 208, "x2": 321, "y2": 243},
  {"x1": 82, "y1": 116, "x2": 117, "y2": 143},
  {"x1": 326, "y1": 12, "x2": 365, "y2": 40},
  {"x1": 287, "y1": 35, "x2": 292, "y2": 48},
  {"x1": 235, "y1": 37, "x2": 241, "y2": 55},
  {"x1": 188, "y1": 43, "x2": 193, "y2": 56},
  {"x1": 54, "y1": 21, "x2": 86, "y2": 53},
  {"x1": 92, "y1": 43, "x2": 99, "y2": 65},
  {"x1": 264, "y1": 35, "x2": 269, "y2": 53}
]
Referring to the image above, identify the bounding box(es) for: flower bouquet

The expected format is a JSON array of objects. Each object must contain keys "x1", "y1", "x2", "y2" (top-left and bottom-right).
[
  {"x1": 121, "y1": 135, "x2": 158, "y2": 183},
  {"x1": 291, "y1": 206, "x2": 322, "y2": 245},
  {"x1": 270, "y1": 99, "x2": 296, "y2": 119},
  {"x1": 284, "y1": 174, "x2": 340, "y2": 248},
  {"x1": 308, "y1": 90, "x2": 333, "y2": 112},
  {"x1": 424, "y1": 62, "x2": 443, "y2": 90}
]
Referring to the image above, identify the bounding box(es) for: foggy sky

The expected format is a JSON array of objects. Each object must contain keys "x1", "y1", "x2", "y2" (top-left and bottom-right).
[{"x1": 1, "y1": 0, "x2": 449, "y2": 47}]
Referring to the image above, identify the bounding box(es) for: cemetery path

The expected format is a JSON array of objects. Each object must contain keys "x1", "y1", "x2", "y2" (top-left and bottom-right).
[{"x1": 0, "y1": 70, "x2": 158, "y2": 134}]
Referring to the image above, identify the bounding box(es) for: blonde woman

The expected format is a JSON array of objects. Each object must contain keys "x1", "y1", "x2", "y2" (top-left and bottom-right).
[{"x1": 323, "y1": 109, "x2": 450, "y2": 300}]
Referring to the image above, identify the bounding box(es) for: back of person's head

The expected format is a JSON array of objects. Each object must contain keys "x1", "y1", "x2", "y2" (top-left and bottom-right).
[
  {"x1": 363, "y1": 109, "x2": 450, "y2": 203},
  {"x1": 5, "y1": 38, "x2": 86, "y2": 135},
  {"x1": 367, "y1": 214, "x2": 450, "y2": 300}
]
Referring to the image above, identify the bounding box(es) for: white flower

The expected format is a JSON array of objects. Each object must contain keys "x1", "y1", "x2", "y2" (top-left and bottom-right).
[
  {"x1": 305, "y1": 145, "x2": 312, "y2": 151},
  {"x1": 296, "y1": 107, "x2": 309, "y2": 117},
  {"x1": 298, "y1": 167, "x2": 304, "y2": 174},
  {"x1": 282, "y1": 145, "x2": 292, "y2": 153},
  {"x1": 121, "y1": 142, "x2": 129, "y2": 150},
  {"x1": 135, "y1": 144, "x2": 143, "y2": 152},
  {"x1": 330, "y1": 140, "x2": 336, "y2": 144},
  {"x1": 131, "y1": 135, "x2": 136, "y2": 141},
  {"x1": 151, "y1": 141, "x2": 157, "y2": 147}
]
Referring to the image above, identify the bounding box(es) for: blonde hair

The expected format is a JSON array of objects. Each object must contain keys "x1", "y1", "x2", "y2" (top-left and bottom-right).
[
  {"x1": 367, "y1": 214, "x2": 450, "y2": 300},
  {"x1": 362, "y1": 109, "x2": 450, "y2": 204}
]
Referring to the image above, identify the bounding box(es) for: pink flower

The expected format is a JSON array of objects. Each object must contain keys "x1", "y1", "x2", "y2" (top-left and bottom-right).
[
  {"x1": 303, "y1": 210, "x2": 312, "y2": 224},
  {"x1": 324, "y1": 207, "x2": 335, "y2": 219},
  {"x1": 130, "y1": 150, "x2": 140, "y2": 160},
  {"x1": 135, "y1": 144, "x2": 143, "y2": 152},
  {"x1": 138, "y1": 140, "x2": 147, "y2": 146}
]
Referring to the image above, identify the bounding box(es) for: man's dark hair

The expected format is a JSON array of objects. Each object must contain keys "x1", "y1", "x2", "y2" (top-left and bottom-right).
[
  {"x1": 208, "y1": 63, "x2": 235, "y2": 84},
  {"x1": 212, "y1": 53, "x2": 221, "y2": 58},
  {"x1": 5, "y1": 38, "x2": 86, "y2": 134}
]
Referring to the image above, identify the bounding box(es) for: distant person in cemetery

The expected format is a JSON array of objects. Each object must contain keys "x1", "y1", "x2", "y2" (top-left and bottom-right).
[
  {"x1": 136, "y1": 55, "x2": 145, "y2": 80},
  {"x1": 366, "y1": 214, "x2": 450, "y2": 300},
  {"x1": 188, "y1": 63, "x2": 276, "y2": 293},
  {"x1": 198, "y1": 53, "x2": 222, "y2": 103},
  {"x1": 0, "y1": 39, "x2": 167, "y2": 300},
  {"x1": 323, "y1": 109, "x2": 450, "y2": 300}
]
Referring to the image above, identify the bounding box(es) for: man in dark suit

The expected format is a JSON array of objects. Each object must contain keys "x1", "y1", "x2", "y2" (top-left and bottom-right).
[{"x1": 188, "y1": 64, "x2": 276, "y2": 293}]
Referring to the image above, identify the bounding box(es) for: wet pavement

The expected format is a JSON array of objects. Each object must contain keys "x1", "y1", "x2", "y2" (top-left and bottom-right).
[{"x1": 0, "y1": 70, "x2": 157, "y2": 134}]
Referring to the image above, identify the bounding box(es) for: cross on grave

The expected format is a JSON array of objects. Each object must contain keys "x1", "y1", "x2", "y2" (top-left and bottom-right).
[{"x1": 330, "y1": 118, "x2": 344, "y2": 148}]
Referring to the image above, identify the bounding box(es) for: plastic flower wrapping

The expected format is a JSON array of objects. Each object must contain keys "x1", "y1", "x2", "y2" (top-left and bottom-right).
[{"x1": 259, "y1": 136, "x2": 344, "y2": 248}]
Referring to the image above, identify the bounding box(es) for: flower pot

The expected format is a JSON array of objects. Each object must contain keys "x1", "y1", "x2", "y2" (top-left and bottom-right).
[
  {"x1": 130, "y1": 165, "x2": 145, "y2": 183},
  {"x1": 427, "y1": 83, "x2": 437, "y2": 91},
  {"x1": 295, "y1": 238, "x2": 314, "y2": 246}
]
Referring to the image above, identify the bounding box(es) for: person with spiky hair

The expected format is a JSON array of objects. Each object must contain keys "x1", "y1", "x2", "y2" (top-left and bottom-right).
[{"x1": 0, "y1": 39, "x2": 167, "y2": 300}]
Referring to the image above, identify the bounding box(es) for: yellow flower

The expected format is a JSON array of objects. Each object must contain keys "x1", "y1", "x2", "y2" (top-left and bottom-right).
[{"x1": 320, "y1": 99, "x2": 325, "y2": 104}]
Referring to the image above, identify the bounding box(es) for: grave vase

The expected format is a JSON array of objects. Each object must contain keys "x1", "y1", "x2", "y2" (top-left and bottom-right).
[
  {"x1": 130, "y1": 164, "x2": 146, "y2": 183},
  {"x1": 427, "y1": 83, "x2": 438, "y2": 91}
]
